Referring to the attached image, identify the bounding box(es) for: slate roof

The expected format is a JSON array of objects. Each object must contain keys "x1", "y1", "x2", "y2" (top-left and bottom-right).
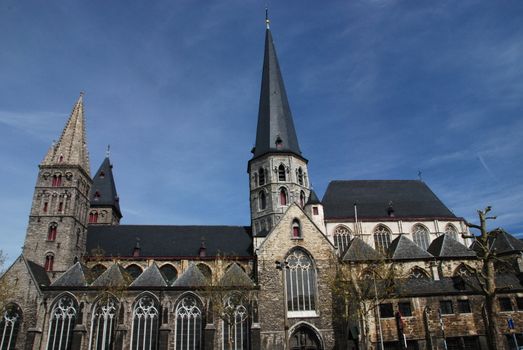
[
  {"x1": 172, "y1": 264, "x2": 209, "y2": 287},
  {"x1": 26, "y1": 260, "x2": 51, "y2": 287},
  {"x1": 341, "y1": 237, "x2": 383, "y2": 262},
  {"x1": 52, "y1": 262, "x2": 93, "y2": 287},
  {"x1": 490, "y1": 230, "x2": 523, "y2": 255},
  {"x1": 89, "y1": 157, "x2": 121, "y2": 217},
  {"x1": 428, "y1": 234, "x2": 476, "y2": 258},
  {"x1": 252, "y1": 28, "x2": 302, "y2": 160},
  {"x1": 218, "y1": 263, "x2": 255, "y2": 288},
  {"x1": 91, "y1": 263, "x2": 130, "y2": 287},
  {"x1": 305, "y1": 190, "x2": 321, "y2": 206},
  {"x1": 323, "y1": 180, "x2": 456, "y2": 220},
  {"x1": 130, "y1": 263, "x2": 167, "y2": 287},
  {"x1": 388, "y1": 235, "x2": 433, "y2": 260},
  {"x1": 86, "y1": 225, "x2": 253, "y2": 258}
]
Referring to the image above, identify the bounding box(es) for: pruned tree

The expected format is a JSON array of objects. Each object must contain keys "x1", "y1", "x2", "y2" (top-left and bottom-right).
[
  {"x1": 331, "y1": 257, "x2": 405, "y2": 350},
  {"x1": 205, "y1": 257, "x2": 256, "y2": 350},
  {"x1": 463, "y1": 206, "x2": 514, "y2": 350}
]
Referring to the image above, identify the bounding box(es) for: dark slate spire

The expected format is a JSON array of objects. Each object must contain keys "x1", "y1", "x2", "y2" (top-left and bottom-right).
[
  {"x1": 253, "y1": 24, "x2": 302, "y2": 159},
  {"x1": 305, "y1": 190, "x2": 321, "y2": 206},
  {"x1": 89, "y1": 156, "x2": 122, "y2": 218}
]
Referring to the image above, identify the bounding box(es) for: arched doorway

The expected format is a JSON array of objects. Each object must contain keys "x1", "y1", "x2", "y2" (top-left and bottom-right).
[{"x1": 290, "y1": 325, "x2": 322, "y2": 350}]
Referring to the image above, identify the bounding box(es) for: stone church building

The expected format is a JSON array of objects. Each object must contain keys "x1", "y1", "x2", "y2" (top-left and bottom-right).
[{"x1": 1, "y1": 20, "x2": 523, "y2": 350}]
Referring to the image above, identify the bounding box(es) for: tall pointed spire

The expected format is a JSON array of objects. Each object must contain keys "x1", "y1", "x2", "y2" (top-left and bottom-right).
[
  {"x1": 41, "y1": 93, "x2": 90, "y2": 175},
  {"x1": 252, "y1": 19, "x2": 302, "y2": 159}
]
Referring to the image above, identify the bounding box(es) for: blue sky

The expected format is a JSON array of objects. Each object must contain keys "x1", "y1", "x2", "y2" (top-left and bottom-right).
[{"x1": 1, "y1": 1, "x2": 522, "y2": 265}]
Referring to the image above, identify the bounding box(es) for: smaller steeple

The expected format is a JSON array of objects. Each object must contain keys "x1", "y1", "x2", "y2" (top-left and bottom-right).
[
  {"x1": 88, "y1": 155, "x2": 122, "y2": 224},
  {"x1": 41, "y1": 93, "x2": 90, "y2": 175}
]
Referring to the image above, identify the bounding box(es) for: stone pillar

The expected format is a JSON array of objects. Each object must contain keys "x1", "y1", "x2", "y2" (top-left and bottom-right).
[
  {"x1": 70, "y1": 324, "x2": 86, "y2": 350},
  {"x1": 204, "y1": 323, "x2": 215, "y2": 350},
  {"x1": 251, "y1": 323, "x2": 261, "y2": 350},
  {"x1": 25, "y1": 328, "x2": 40, "y2": 350},
  {"x1": 158, "y1": 326, "x2": 171, "y2": 350}
]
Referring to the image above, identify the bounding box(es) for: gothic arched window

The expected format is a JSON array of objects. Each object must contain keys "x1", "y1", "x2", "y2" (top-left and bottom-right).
[
  {"x1": 445, "y1": 224, "x2": 459, "y2": 241},
  {"x1": 44, "y1": 254, "x2": 54, "y2": 272},
  {"x1": 175, "y1": 295, "x2": 202, "y2": 350},
  {"x1": 130, "y1": 295, "x2": 159, "y2": 350},
  {"x1": 334, "y1": 225, "x2": 352, "y2": 254},
  {"x1": 292, "y1": 219, "x2": 301, "y2": 239},
  {"x1": 125, "y1": 265, "x2": 143, "y2": 280},
  {"x1": 0, "y1": 304, "x2": 22, "y2": 350},
  {"x1": 278, "y1": 164, "x2": 286, "y2": 181},
  {"x1": 47, "y1": 223, "x2": 58, "y2": 241},
  {"x1": 297, "y1": 168, "x2": 304, "y2": 185},
  {"x1": 373, "y1": 225, "x2": 391, "y2": 254},
  {"x1": 412, "y1": 224, "x2": 430, "y2": 250},
  {"x1": 46, "y1": 295, "x2": 78, "y2": 350},
  {"x1": 299, "y1": 191, "x2": 305, "y2": 208},
  {"x1": 52, "y1": 174, "x2": 62, "y2": 187},
  {"x1": 89, "y1": 212, "x2": 99, "y2": 224},
  {"x1": 197, "y1": 264, "x2": 212, "y2": 282},
  {"x1": 92, "y1": 264, "x2": 107, "y2": 279},
  {"x1": 258, "y1": 168, "x2": 265, "y2": 186},
  {"x1": 285, "y1": 249, "x2": 316, "y2": 313},
  {"x1": 258, "y1": 191, "x2": 266, "y2": 210},
  {"x1": 223, "y1": 295, "x2": 249, "y2": 350},
  {"x1": 159, "y1": 265, "x2": 178, "y2": 285},
  {"x1": 89, "y1": 296, "x2": 118, "y2": 350},
  {"x1": 279, "y1": 188, "x2": 288, "y2": 206},
  {"x1": 409, "y1": 267, "x2": 430, "y2": 279}
]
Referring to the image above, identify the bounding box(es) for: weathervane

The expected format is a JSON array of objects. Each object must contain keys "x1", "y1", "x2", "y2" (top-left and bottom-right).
[{"x1": 265, "y1": 7, "x2": 270, "y2": 29}]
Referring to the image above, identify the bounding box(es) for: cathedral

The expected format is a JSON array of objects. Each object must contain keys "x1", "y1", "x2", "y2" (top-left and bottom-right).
[{"x1": 1, "y1": 18, "x2": 523, "y2": 350}]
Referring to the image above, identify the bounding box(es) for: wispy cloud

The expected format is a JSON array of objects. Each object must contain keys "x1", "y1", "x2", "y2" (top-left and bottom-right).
[{"x1": 0, "y1": 110, "x2": 65, "y2": 141}]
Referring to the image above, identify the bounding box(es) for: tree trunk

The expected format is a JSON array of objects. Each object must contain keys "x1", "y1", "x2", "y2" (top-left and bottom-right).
[{"x1": 485, "y1": 259, "x2": 500, "y2": 350}]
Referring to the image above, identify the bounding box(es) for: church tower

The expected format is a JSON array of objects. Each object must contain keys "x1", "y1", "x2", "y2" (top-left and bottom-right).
[
  {"x1": 249, "y1": 17, "x2": 310, "y2": 246},
  {"x1": 88, "y1": 154, "x2": 122, "y2": 225},
  {"x1": 23, "y1": 94, "x2": 92, "y2": 277}
]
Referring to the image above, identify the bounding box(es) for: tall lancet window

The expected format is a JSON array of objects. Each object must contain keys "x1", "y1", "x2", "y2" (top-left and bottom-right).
[
  {"x1": 175, "y1": 295, "x2": 202, "y2": 350},
  {"x1": 299, "y1": 191, "x2": 305, "y2": 208},
  {"x1": 89, "y1": 296, "x2": 118, "y2": 350},
  {"x1": 46, "y1": 295, "x2": 78, "y2": 350},
  {"x1": 0, "y1": 304, "x2": 22, "y2": 350},
  {"x1": 297, "y1": 168, "x2": 304, "y2": 185},
  {"x1": 278, "y1": 164, "x2": 286, "y2": 181},
  {"x1": 285, "y1": 249, "x2": 316, "y2": 314},
  {"x1": 130, "y1": 294, "x2": 159, "y2": 350},
  {"x1": 258, "y1": 191, "x2": 266, "y2": 210},
  {"x1": 258, "y1": 168, "x2": 265, "y2": 186},
  {"x1": 373, "y1": 225, "x2": 391, "y2": 254},
  {"x1": 412, "y1": 224, "x2": 430, "y2": 250},
  {"x1": 279, "y1": 188, "x2": 288, "y2": 206},
  {"x1": 223, "y1": 295, "x2": 249, "y2": 350}
]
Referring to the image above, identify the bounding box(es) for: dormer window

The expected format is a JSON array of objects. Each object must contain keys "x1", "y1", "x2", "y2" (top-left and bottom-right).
[
  {"x1": 99, "y1": 171, "x2": 105, "y2": 178},
  {"x1": 278, "y1": 164, "x2": 286, "y2": 181},
  {"x1": 275, "y1": 136, "x2": 283, "y2": 149},
  {"x1": 94, "y1": 191, "x2": 101, "y2": 201},
  {"x1": 58, "y1": 154, "x2": 64, "y2": 163}
]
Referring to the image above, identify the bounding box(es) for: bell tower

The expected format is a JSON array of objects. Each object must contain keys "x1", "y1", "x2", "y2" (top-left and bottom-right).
[
  {"x1": 23, "y1": 93, "x2": 92, "y2": 278},
  {"x1": 248, "y1": 17, "x2": 310, "y2": 247}
]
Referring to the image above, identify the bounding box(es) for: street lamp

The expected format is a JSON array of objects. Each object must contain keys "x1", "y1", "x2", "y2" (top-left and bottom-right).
[{"x1": 276, "y1": 260, "x2": 289, "y2": 350}]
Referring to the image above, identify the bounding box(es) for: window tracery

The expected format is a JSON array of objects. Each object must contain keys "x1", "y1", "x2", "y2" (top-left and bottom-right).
[
  {"x1": 285, "y1": 250, "x2": 316, "y2": 313},
  {"x1": 409, "y1": 267, "x2": 430, "y2": 279},
  {"x1": 333, "y1": 226, "x2": 352, "y2": 254},
  {"x1": 222, "y1": 295, "x2": 249, "y2": 350},
  {"x1": 278, "y1": 164, "x2": 286, "y2": 181},
  {"x1": 175, "y1": 295, "x2": 202, "y2": 350},
  {"x1": 130, "y1": 295, "x2": 159, "y2": 350},
  {"x1": 412, "y1": 224, "x2": 430, "y2": 250},
  {"x1": 445, "y1": 224, "x2": 459, "y2": 241},
  {"x1": 46, "y1": 295, "x2": 77, "y2": 350},
  {"x1": 89, "y1": 297, "x2": 118, "y2": 350},
  {"x1": 373, "y1": 225, "x2": 391, "y2": 254},
  {"x1": 0, "y1": 304, "x2": 21, "y2": 350}
]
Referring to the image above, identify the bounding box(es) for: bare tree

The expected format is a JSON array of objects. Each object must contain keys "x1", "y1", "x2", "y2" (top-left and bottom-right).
[
  {"x1": 331, "y1": 257, "x2": 404, "y2": 350},
  {"x1": 463, "y1": 206, "x2": 511, "y2": 350},
  {"x1": 0, "y1": 251, "x2": 13, "y2": 312}
]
